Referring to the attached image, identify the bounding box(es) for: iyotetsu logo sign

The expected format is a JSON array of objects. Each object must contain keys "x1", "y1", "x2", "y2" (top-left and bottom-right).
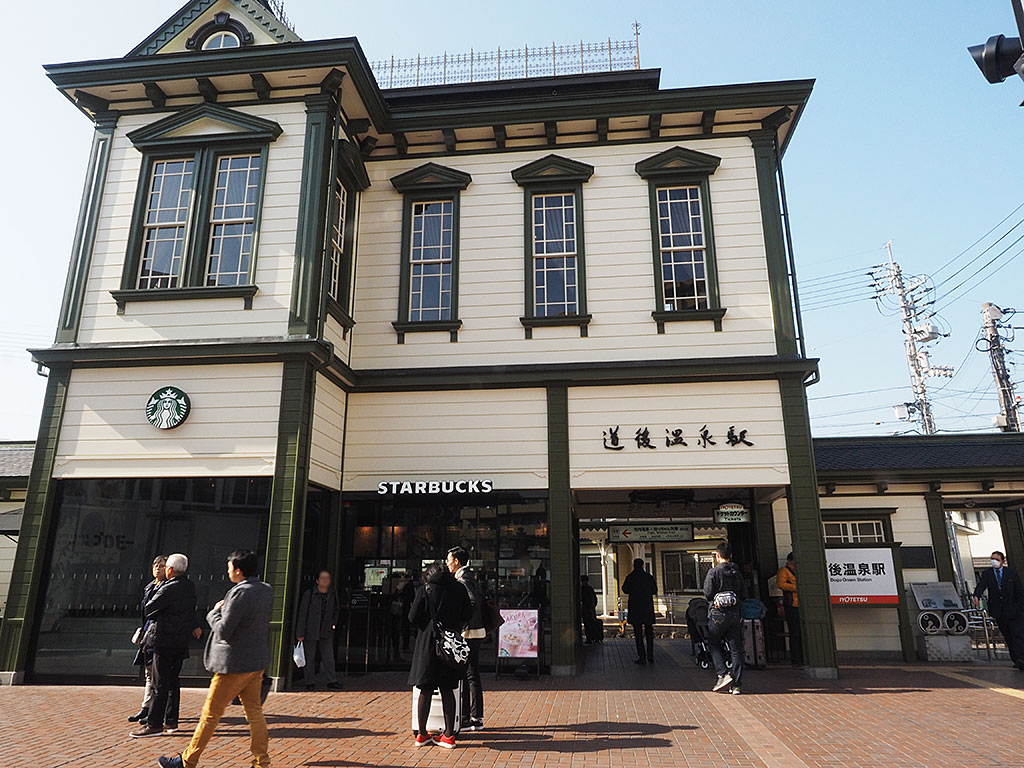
[{"x1": 146, "y1": 387, "x2": 191, "y2": 430}]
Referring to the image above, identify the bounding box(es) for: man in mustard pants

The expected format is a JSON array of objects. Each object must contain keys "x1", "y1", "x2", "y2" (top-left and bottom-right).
[{"x1": 157, "y1": 550, "x2": 274, "y2": 768}]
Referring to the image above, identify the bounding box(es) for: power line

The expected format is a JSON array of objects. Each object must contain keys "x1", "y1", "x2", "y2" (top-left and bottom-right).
[
  {"x1": 930, "y1": 236, "x2": 1024, "y2": 314},
  {"x1": 932, "y1": 201, "x2": 1024, "y2": 277}
]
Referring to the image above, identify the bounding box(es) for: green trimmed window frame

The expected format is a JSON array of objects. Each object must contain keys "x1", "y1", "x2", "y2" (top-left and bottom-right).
[
  {"x1": 323, "y1": 138, "x2": 371, "y2": 335},
  {"x1": 115, "y1": 141, "x2": 270, "y2": 313},
  {"x1": 389, "y1": 162, "x2": 472, "y2": 344},
  {"x1": 635, "y1": 146, "x2": 726, "y2": 333},
  {"x1": 511, "y1": 154, "x2": 594, "y2": 340}
]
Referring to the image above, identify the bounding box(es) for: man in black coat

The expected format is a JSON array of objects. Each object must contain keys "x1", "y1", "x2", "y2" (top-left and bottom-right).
[
  {"x1": 621, "y1": 558, "x2": 657, "y2": 664},
  {"x1": 973, "y1": 550, "x2": 1024, "y2": 670},
  {"x1": 447, "y1": 547, "x2": 486, "y2": 731},
  {"x1": 132, "y1": 553, "x2": 202, "y2": 737},
  {"x1": 703, "y1": 542, "x2": 747, "y2": 695},
  {"x1": 295, "y1": 569, "x2": 341, "y2": 690}
]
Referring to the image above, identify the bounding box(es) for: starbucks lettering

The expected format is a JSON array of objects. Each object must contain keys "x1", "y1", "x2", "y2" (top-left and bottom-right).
[{"x1": 376, "y1": 479, "x2": 494, "y2": 495}]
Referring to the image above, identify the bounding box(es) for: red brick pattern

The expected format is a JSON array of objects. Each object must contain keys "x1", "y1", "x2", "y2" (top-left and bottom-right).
[{"x1": 2, "y1": 639, "x2": 1024, "y2": 768}]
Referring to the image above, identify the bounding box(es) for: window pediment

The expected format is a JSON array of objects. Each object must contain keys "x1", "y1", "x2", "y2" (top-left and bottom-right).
[
  {"x1": 634, "y1": 146, "x2": 721, "y2": 181},
  {"x1": 127, "y1": 103, "x2": 283, "y2": 149},
  {"x1": 511, "y1": 154, "x2": 594, "y2": 187},
  {"x1": 389, "y1": 162, "x2": 472, "y2": 193}
]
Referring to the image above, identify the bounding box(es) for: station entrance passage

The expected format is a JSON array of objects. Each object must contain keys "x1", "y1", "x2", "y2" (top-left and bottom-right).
[{"x1": 575, "y1": 486, "x2": 787, "y2": 658}]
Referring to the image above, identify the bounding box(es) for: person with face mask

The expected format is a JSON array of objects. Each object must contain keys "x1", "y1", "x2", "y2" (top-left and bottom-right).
[{"x1": 973, "y1": 550, "x2": 1024, "y2": 670}]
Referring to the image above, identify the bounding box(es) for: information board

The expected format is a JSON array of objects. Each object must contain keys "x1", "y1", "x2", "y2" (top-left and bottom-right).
[
  {"x1": 909, "y1": 582, "x2": 962, "y2": 611},
  {"x1": 497, "y1": 609, "x2": 539, "y2": 658},
  {"x1": 825, "y1": 547, "x2": 899, "y2": 605}
]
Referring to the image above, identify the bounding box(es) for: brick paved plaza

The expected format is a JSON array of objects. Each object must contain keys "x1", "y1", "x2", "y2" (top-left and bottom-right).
[{"x1": 3, "y1": 638, "x2": 1024, "y2": 768}]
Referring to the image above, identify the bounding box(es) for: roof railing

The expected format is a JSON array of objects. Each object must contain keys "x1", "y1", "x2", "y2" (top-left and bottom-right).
[{"x1": 371, "y1": 36, "x2": 640, "y2": 89}]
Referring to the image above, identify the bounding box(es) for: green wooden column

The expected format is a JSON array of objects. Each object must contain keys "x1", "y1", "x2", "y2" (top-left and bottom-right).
[
  {"x1": 288, "y1": 94, "x2": 334, "y2": 337},
  {"x1": 996, "y1": 507, "x2": 1024, "y2": 575},
  {"x1": 751, "y1": 129, "x2": 798, "y2": 357},
  {"x1": 546, "y1": 385, "x2": 576, "y2": 676},
  {"x1": 779, "y1": 374, "x2": 838, "y2": 679},
  {"x1": 56, "y1": 112, "x2": 118, "y2": 344},
  {"x1": 0, "y1": 365, "x2": 71, "y2": 684},
  {"x1": 264, "y1": 359, "x2": 316, "y2": 688},
  {"x1": 924, "y1": 493, "x2": 956, "y2": 583}
]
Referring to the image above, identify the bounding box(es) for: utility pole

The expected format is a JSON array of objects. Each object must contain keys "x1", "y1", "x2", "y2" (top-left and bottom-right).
[
  {"x1": 873, "y1": 241, "x2": 953, "y2": 434},
  {"x1": 981, "y1": 302, "x2": 1022, "y2": 431}
]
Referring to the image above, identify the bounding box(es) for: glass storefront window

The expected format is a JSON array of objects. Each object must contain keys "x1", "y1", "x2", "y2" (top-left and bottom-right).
[
  {"x1": 33, "y1": 477, "x2": 270, "y2": 678},
  {"x1": 331, "y1": 494, "x2": 550, "y2": 672}
]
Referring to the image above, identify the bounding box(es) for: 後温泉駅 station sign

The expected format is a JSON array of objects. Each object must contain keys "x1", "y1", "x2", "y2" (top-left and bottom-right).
[
  {"x1": 608, "y1": 523, "x2": 694, "y2": 543},
  {"x1": 825, "y1": 547, "x2": 899, "y2": 604}
]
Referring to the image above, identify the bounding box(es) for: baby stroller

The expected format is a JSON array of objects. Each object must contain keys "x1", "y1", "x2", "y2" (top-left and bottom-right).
[{"x1": 686, "y1": 597, "x2": 714, "y2": 670}]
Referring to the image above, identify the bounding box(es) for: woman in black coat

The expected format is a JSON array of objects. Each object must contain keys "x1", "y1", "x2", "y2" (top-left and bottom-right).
[{"x1": 408, "y1": 562, "x2": 472, "y2": 745}]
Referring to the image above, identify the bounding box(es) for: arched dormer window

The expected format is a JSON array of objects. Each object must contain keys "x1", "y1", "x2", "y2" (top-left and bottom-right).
[
  {"x1": 202, "y1": 31, "x2": 241, "y2": 50},
  {"x1": 186, "y1": 12, "x2": 254, "y2": 52}
]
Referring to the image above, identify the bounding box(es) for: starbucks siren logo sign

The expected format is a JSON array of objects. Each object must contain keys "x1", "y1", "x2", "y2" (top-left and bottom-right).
[{"x1": 146, "y1": 387, "x2": 191, "y2": 430}]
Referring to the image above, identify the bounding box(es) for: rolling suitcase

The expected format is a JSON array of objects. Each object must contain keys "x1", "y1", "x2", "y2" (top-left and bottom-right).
[
  {"x1": 411, "y1": 681, "x2": 463, "y2": 735},
  {"x1": 742, "y1": 618, "x2": 767, "y2": 669}
]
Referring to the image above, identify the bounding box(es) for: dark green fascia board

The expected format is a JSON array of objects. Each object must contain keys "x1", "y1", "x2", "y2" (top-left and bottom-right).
[
  {"x1": 46, "y1": 37, "x2": 389, "y2": 130},
  {"x1": 814, "y1": 433, "x2": 1024, "y2": 449},
  {"x1": 126, "y1": 102, "x2": 283, "y2": 147},
  {"x1": 354, "y1": 354, "x2": 819, "y2": 393},
  {"x1": 390, "y1": 162, "x2": 472, "y2": 192},
  {"x1": 29, "y1": 336, "x2": 343, "y2": 373},
  {"x1": 511, "y1": 154, "x2": 594, "y2": 186},
  {"x1": 110, "y1": 285, "x2": 259, "y2": 312},
  {"x1": 27, "y1": 341, "x2": 814, "y2": 394},
  {"x1": 384, "y1": 79, "x2": 815, "y2": 140},
  {"x1": 635, "y1": 145, "x2": 721, "y2": 180},
  {"x1": 815, "y1": 468, "x2": 1024, "y2": 484}
]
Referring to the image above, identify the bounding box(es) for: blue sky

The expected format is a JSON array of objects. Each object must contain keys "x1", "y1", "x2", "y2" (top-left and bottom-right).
[{"x1": 0, "y1": 1, "x2": 1021, "y2": 440}]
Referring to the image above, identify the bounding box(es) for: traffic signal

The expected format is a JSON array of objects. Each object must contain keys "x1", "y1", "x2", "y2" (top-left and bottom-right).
[{"x1": 968, "y1": 34, "x2": 1024, "y2": 83}]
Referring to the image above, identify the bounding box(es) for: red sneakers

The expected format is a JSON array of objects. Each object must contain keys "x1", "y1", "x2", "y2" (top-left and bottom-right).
[
  {"x1": 414, "y1": 733, "x2": 432, "y2": 747},
  {"x1": 433, "y1": 733, "x2": 457, "y2": 749}
]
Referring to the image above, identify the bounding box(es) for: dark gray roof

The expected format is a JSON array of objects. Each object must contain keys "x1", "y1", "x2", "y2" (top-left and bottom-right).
[
  {"x1": 0, "y1": 442, "x2": 33, "y2": 479},
  {"x1": 813, "y1": 434, "x2": 1024, "y2": 476},
  {"x1": 0, "y1": 508, "x2": 21, "y2": 534}
]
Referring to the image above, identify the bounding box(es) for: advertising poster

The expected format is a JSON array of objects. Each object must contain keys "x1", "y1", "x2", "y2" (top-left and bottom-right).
[
  {"x1": 497, "y1": 609, "x2": 539, "y2": 658},
  {"x1": 825, "y1": 547, "x2": 899, "y2": 604}
]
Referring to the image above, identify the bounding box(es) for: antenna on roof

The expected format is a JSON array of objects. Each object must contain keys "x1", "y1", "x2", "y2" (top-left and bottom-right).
[{"x1": 632, "y1": 20, "x2": 641, "y2": 69}]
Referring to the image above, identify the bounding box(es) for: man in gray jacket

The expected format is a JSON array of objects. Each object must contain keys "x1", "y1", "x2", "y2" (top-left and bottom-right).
[{"x1": 157, "y1": 550, "x2": 273, "y2": 768}]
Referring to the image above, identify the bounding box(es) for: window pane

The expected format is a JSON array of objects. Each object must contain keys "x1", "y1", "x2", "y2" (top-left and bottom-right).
[
  {"x1": 206, "y1": 155, "x2": 261, "y2": 287},
  {"x1": 408, "y1": 200, "x2": 453, "y2": 321},
  {"x1": 327, "y1": 181, "x2": 347, "y2": 302},
  {"x1": 532, "y1": 194, "x2": 578, "y2": 316},
  {"x1": 657, "y1": 185, "x2": 709, "y2": 311},
  {"x1": 138, "y1": 159, "x2": 194, "y2": 289}
]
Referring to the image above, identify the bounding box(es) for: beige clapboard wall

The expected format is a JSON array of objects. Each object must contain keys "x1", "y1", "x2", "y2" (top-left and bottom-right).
[
  {"x1": 77, "y1": 102, "x2": 306, "y2": 345},
  {"x1": 309, "y1": 373, "x2": 347, "y2": 491},
  {"x1": 568, "y1": 380, "x2": 789, "y2": 489},
  {"x1": 342, "y1": 389, "x2": 549, "y2": 492},
  {"x1": 53, "y1": 364, "x2": 283, "y2": 478},
  {"x1": 350, "y1": 136, "x2": 775, "y2": 369}
]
